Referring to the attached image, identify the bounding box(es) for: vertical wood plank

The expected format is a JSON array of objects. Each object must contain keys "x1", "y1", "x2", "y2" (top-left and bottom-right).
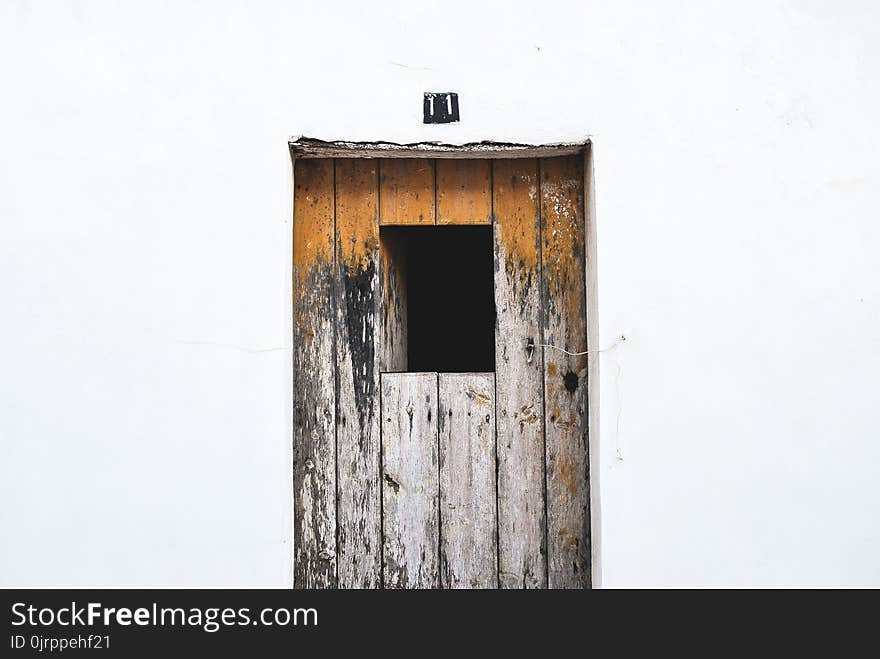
[
  {"x1": 378, "y1": 228, "x2": 408, "y2": 372},
  {"x1": 334, "y1": 158, "x2": 381, "y2": 588},
  {"x1": 292, "y1": 158, "x2": 337, "y2": 588},
  {"x1": 492, "y1": 159, "x2": 547, "y2": 588},
  {"x1": 379, "y1": 159, "x2": 435, "y2": 225},
  {"x1": 381, "y1": 373, "x2": 440, "y2": 589},
  {"x1": 436, "y1": 159, "x2": 492, "y2": 225},
  {"x1": 540, "y1": 155, "x2": 590, "y2": 588},
  {"x1": 438, "y1": 373, "x2": 497, "y2": 588}
]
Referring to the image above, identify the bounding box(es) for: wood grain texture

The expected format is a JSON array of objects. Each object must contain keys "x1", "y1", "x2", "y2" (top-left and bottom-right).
[
  {"x1": 379, "y1": 159, "x2": 435, "y2": 225},
  {"x1": 492, "y1": 159, "x2": 547, "y2": 588},
  {"x1": 292, "y1": 158, "x2": 337, "y2": 588},
  {"x1": 334, "y1": 158, "x2": 381, "y2": 588},
  {"x1": 438, "y1": 373, "x2": 498, "y2": 588},
  {"x1": 436, "y1": 159, "x2": 492, "y2": 225},
  {"x1": 381, "y1": 373, "x2": 440, "y2": 589},
  {"x1": 539, "y1": 155, "x2": 590, "y2": 588},
  {"x1": 378, "y1": 229, "x2": 408, "y2": 372}
]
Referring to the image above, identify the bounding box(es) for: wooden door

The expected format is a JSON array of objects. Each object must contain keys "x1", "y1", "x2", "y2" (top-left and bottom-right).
[{"x1": 292, "y1": 154, "x2": 590, "y2": 589}]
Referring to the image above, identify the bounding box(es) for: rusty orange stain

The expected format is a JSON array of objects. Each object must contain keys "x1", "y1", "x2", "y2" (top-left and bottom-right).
[
  {"x1": 465, "y1": 388, "x2": 492, "y2": 407},
  {"x1": 293, "y1": 158, "x2": 334, "y2": 267},
  {"x1": 335, "y1": 158, "x2": 379, "y2": 271},
  {"x1": 293, "y1": 158, "x2": 335, "y2": 343},
  {"x1": 557, "y1": 527, "x2": 579, "y2": 553},
  {"x1": 516, "y1": 403, "x2": 540, "y2": 425},
  {"x1": 540, "y1": 156, "x2": 587, "y2": 369},
  {"x1": 555, "y1": 452, "x2": 580, "y2": 499},
  {"x1": 379, "y1": 159, "x2": 435, "y2": 225},
  {"x1": 437, "y1": 159, "x2": 492, "y2": 225},
  {"x1": 493, "y1": 159, "x2": 539, "y2": 274}
]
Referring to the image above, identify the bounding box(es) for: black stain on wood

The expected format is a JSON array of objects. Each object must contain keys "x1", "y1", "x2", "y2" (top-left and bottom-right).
[
  {"x1": 563, "y1": 371, "x2": 579, "y2": 394},
  {"x1": 342, "y1": 257, "x2": 377, "y2": 451},
  {"x1": 384, "y1": 472, "x2": 401, "y2": 494}
]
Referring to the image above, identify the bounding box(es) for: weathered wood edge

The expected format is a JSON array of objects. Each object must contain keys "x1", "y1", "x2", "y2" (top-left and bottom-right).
[
  {"x1": 583, "y1": 144, "x2": 599, "y2": 588},
  {"x1": 290, "y1": 136, "x2": 590, "y2": 160}
]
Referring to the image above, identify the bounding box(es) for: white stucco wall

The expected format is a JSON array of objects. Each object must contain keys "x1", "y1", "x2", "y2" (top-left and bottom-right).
[{"x1": 2, "y1": 1, "x2": 878, "y2": 587}]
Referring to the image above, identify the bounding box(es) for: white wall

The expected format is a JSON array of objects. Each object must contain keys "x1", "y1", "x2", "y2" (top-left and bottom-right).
[{"x1": 2, "y1": 0, "x2": 879, "y2": 587}]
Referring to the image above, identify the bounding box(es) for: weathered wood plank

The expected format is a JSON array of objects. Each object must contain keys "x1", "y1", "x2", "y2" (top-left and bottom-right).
[
  {"x1": 334, "y1": 158, "x2": 381, "y2": 588},
  {"x1": 492, "y1": 159, "x2": 547, "y2": 588},
  {"x1": 378, "y1": 228, "x2": 408, "y2": 372},
  {"x1": 381, "y1": 373, "x2": 440, "y2": 589},
  {"x1": 290, "y1": 136, "x2": 588, "y2": 159},
  {"x1": 438, "y1": 373, "x2": 498, "y2": 588},
  {"x1": 379, "y1": 159, "x2": 435, "y2": 225},
  {"x1": 292, "y1": 158, "x2": 337, "y2": 588},
  {"x1": 539, "y1": 155, "x2": 590, "y2": 588},
  {"x1": 436, "y1": 159, "x2": 492, "y2": 225}
]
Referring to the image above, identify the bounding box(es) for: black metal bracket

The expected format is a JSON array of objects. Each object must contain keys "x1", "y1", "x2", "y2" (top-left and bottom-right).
[{"x1": 423, "y1": 92, "x2": 460, "y2": 124}]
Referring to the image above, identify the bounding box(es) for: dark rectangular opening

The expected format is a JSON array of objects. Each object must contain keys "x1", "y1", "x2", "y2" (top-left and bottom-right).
[{"x1": 380, "y1": 225, "x2": 495, "y2": 373}]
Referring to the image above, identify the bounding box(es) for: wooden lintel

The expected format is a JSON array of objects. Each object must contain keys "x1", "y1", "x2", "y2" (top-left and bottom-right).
[{"x1": 289, "y1": 136, "x2": 589, "y2": 160}]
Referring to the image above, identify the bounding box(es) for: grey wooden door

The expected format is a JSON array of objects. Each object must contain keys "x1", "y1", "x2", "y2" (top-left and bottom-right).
[{"x1": 380, "y1": 372, "x2": 496, "y2": 589}]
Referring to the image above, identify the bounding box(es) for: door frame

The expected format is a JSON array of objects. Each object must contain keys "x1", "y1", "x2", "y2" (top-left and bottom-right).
[{"x1": 288, "y1": 136, "x2": 600, "y2": 587}]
